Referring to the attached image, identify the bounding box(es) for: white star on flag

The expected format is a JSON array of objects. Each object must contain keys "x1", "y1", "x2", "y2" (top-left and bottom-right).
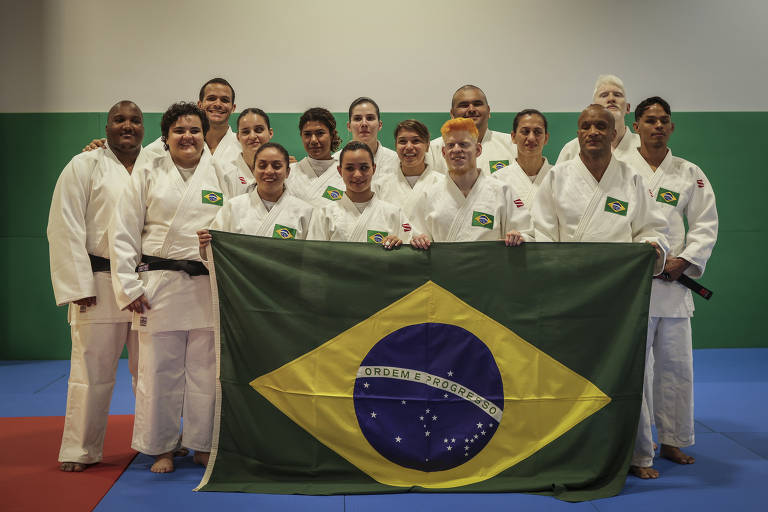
[
  {"x1": 395, "y1": 436, "x2": 402, "y2": 443},
  {"x1": 370, "y1": 411, "x2": 377, "y2": 418},
  {"x1": 447, "y1": 370, "x2": 453, "y2": 376},
  {"x1": 363, "y1": 382, "x2": 369, "y2": 388},
  {"x1": 425, "y1": 431, "x2": 431, "y2": 437}
]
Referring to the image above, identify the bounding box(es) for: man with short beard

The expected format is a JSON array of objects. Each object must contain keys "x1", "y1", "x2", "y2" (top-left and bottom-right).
[
  {"x1": 411, "y1": 118, "x2": 531, "y2": 248},
  {"x1": 48, "y1": 100, "x2": 146, "y2": 472},
  {"x1": 556, "y1": 74, "x2": 640, "y2": 164},
  {"x1": 625, "y1": 97, "x2": 718, "y2": 479},
  {"x1": 426, "y1": 85, "x2": 517, "y2": 176}
]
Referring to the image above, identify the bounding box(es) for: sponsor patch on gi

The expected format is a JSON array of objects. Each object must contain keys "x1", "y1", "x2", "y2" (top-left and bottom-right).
[
  {"x1": 656, "y1": 187, "x2": 680, "y2": 207},
  {"x1": 472, "y1": 211, "x2": 495, "y2": 229},
  {"x1": 202, "y1": 190, "x2": 224, "y2": 206},
  {"x1": 273, "y1": 224, "x2": 297, "y2": 240},
  {"x1": 513, "y1": 198, "x2": 524, "y2": 208},
  {"x1": 604, "y1": 196, "x2": 628, "y2": 216},
  {"x1": 489, "y1": 160, "x2": 509, "y2": 174},
  {"x1": 239, "y1": 176, "x2": 247, "y2": 185},
  {"x1": 402, "y1": 223, "x2": 412, "y2": 232},
  {"x1": 367, "y1": 230, "x2": 388, "y2": 244},
  {"x1": 323, "y1": 186, "x2": 344, "y2": 201},
  {"x1": 697, "y1": 179, "x2": 705, "y2": 188}
]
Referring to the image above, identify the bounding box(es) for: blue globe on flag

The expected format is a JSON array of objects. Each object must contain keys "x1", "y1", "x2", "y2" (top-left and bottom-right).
[{"x1": 353, "y1": 323, "x2": 503, "y2": 471}]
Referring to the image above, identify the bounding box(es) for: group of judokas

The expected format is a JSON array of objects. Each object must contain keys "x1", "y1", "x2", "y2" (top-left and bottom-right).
[{"x1": 47, "y1": 74, "x2": 718, "y2": 478}]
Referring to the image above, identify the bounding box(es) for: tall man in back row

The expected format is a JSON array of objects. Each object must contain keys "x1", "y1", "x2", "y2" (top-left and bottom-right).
[
  {"x1": 427, "y1": 85, "x2": 517, "y2": 176},
  {"x1": 626, "y1": 97, "x2": 718, "y2": 479},
  {"x1": 556, "y1": 74, "x2": 640, "y2": 164}
]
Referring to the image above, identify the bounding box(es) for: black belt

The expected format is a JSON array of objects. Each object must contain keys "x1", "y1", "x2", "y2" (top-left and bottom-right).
[
  {"x1": 136, "y1": 255, "x2": 209, "y2": 276},
  {"x1": 89, "y1": 254, "x2": 110, "y2": 272},
  {"x1": 658, "y1": 272, "x2": 713, "y2": 300}
]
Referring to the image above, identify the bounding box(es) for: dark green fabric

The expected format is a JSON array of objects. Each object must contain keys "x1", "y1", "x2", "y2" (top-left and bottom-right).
[{"x1": 200, "y1": 233, "x2": 655, "y2": 501}]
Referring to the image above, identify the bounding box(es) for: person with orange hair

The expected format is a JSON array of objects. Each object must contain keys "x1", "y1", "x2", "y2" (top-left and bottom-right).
[
  {"x1": 426, "y1": 85, "x2": 517, "y2": 176},
  {"x1": 410, "y1": 117, "x2": 532, "y2": 248}
]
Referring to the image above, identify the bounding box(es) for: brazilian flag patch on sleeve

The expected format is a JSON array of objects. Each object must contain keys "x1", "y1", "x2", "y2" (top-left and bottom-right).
[
  {"x1": 322, "y1": 186, "x2": 344, "y2": 201},
  {"x1": 367, "y1": 230, "x2": 388, "y2": 244},
  {"x1": 472, "y1": 211, "x2": 495, "y2": 229},
  {"x1": 273, "y1": 224, "x2": 297, "y2": 240},
  {"x1": 489, "y1": 160, "x2": 509, "y2": 174},
  {"x1": 656, "y1": 188, "x2": 680, "y2": 207},
  {"x1": 604, "y1": 197, "x2": 628, "y2": 216},
  {"x1": 202, "y1": 190, "x2": 224, "y2": 206}
]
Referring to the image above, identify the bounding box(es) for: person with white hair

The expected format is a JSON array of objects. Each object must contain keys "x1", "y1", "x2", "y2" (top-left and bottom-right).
[{"x1": 556, "y1": 74, "x2": 640, "y2": 164}]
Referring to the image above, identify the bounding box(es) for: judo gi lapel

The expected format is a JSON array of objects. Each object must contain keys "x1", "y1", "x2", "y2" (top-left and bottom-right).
[
  {"x1": 400, "y1": 164, "x2": 437, "y2": 217},
  {"x1": 572, "y1": 157, "x2": 620, "y2": 242},
  {"x1": 91, "y1": 145, "x2": 136, "y2": 256},
  {"x1": 446, "y1": 172, "x2": 484, "y2": 241},
  {"x1": 252, "y1": 189, "x2": 289, "y2": 236},
  {"x1": 529, "y1": 159, "x2": 552, "y2": 205},
  {"x1": 159, "y1": 151, "x2": 215, "y2": 257},
  {"x1": 575, "y1": 158, "x2": 627, "y2": 241},
  {"x1": 345, "y1": 194, "x2": 377, "y2": 242}
]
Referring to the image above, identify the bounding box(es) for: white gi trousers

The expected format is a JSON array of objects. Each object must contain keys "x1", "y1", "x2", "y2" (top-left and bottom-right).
[
  {"x1": 58, "y1": 323, "x2": 138, "y2": 463},
  {"x1": 131, "y1": 329, "x2": 215, "y2": 455},
  {"x1": 632, "y1": 316, "x2": 694, "y2": 467}
]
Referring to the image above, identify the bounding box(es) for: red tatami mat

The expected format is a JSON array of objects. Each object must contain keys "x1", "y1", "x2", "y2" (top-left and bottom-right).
[{"x1": 0, "y1": 415, "x2": 136, "y2": 512}]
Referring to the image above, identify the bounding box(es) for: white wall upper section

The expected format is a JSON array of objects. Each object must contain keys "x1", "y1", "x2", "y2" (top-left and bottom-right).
[{"x1": 2, "y1": 0, "x2": 767, "y2": 112}]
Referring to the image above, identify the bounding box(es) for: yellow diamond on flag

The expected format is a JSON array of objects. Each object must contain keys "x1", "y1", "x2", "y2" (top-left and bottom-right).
[{"x1": 250, "y1": 281, "x2": 610, "y2": 488}]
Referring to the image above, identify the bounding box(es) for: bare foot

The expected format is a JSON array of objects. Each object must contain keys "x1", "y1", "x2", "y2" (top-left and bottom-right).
[
  {"x1": 660, "y1": 444, "x2": 695, "y2": 464},
  {"x1": 629, "y1": 465, "x2": 659, "y2": 479},
  {"x1": 173, "y1": 447, "x2": 189, "y2": 457},
  {"x1": 150, "y1": 452, "x2": 174, "y2": 473},
  {"x1": 59, "y1": 462, "x2": 88, "y2": 472},
  {"x1": 193, "y1": 451, "x2": 210, "y2": 467}
]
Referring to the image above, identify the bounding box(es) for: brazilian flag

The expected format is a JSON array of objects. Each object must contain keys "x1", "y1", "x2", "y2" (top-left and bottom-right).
[{"x1": 197, "y1": 232, "x2": 654, "y2": 501}]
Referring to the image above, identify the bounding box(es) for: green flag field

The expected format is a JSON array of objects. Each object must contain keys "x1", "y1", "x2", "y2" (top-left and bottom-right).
[{"x1": 197, "y1": 233, "x2": 655, "y2": 502}]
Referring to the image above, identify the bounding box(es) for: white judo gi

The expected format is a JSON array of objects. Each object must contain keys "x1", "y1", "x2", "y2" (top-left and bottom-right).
[
  {"x1": 410, "y1": 172, "x2": 534, "y2": 242},
  {"x1": 286, "y1": 156, "x2": 345, "y2": 208},
  {"x1": 144, "y1": 129, "x2": 242, "y2": 165},
  {"x1": 307, "y1": 193, "x2": 411, "y2": 243},
  {"x1": 372, "y1": 163, "x2": 442, "y2": 220},
  {"x1": 625, "y1": 149, "x2": 719, "y2": 467},
  {"x1": 47, "y1": 145, "x2": 142, "y2": 464},
  {"x1": 427, "y1": 130, "x2": 518, "y2": 176},
  {"x1": 333, "y1": 142, "x2": 400, "y2": 185},
  {"x1": 209, "y1": 187, "x2": 314, "y2": 240},
  {"x1": 110, "y1": 151, "x2": 225, "y2": 455},
  {"x1": 491, "y1": 158, "x2": 553, "y2": 213},
  {"x1": 212, "y1": 153, "x2": 256, "y2": 200},
  {"x1": 555, "y1": 127, "x2": 639, "y2": 165},
  {"x1": 532, "y1": 155, "x2": 669, "y2": 274}
]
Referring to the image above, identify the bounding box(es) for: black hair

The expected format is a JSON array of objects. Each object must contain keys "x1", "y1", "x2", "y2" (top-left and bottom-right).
[
  {"x1": 198, "y1": 77, "x2": 235, "y2": 104},
  {"x1": 339, "y1": 140, "x2": 374, "y2": 166},
  {"x1": 253, "y1": 142, "x2": 289, "y2": 168},
  {"x1": 348, "y1": 97, "x2": 380, "y2": 120},
  {"x1": 160, "y1": 102, "x2": 210, "y2": 151},
  {"x1": 513, "y1": 109, "x2": 548, "y2": 133},
  {"x1": 237, "y1": 107, "x2": 271, "y2": 130},
  {"x1": 635, "y1": 96, "x2": 672, "y2": 121},
  {"x1": 394, "y1": 119, "x2": 430, "y2": 143},
  {"x1": 299, "y1": 107, "x2": 342, "y2": 152}
]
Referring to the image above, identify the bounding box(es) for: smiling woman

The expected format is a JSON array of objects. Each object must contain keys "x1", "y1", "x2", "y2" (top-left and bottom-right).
[
  {"x1": 109, "y1": 101, "x2": 226, "y2": 474},
  {"x1": 284, "y1": 107, "x2": 346, "y2": 208}
]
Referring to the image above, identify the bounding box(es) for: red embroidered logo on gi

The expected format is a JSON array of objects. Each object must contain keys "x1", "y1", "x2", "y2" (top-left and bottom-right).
[
  {"x1": 697, "y1": 179, "x2": 705, "y2": 188},
  {"x1": 239, "y1": 177, "x2": 247, "y2": 184},
  {"x1": 402, "y1": 223, "x2": 412, "y2": 232},
  {"x1": 513, "y1": 199, "x2": 524, "y2": 208},
  {"x1": 649, "y1": 189, "x2": 654, "y2": 198}
]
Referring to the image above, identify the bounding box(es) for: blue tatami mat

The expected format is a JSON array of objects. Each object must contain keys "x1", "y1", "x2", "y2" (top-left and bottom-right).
[
  {"x1": 2, "y1": 348, "x2": 767, "y2": 512},
  {"x1": 94, "y1": 454, "x2": 344, "y2": 512}
]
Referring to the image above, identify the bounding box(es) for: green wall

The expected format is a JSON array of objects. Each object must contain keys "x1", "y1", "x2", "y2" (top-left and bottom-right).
[{"x1": 0, "y1": 111, "x2": 763, "y2": 359}]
